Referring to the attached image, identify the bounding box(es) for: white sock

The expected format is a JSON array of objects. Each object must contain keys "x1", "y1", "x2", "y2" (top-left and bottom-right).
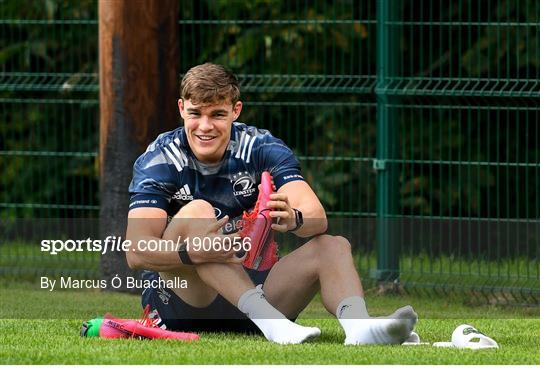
[
  {"x1": 336, "y1": 296, "x2": 370, "y2": 319},
  {"x1": 336, "y1": 296, "x2": 418, "y2": 345},
  {"x1": 237, "y1": 285, "x2": 321, "y2": 344}
]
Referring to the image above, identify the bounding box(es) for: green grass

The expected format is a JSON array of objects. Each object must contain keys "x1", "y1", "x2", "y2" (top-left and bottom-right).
[{"x1": 1, "y1": 283, "x2": 539, "y2": 364}]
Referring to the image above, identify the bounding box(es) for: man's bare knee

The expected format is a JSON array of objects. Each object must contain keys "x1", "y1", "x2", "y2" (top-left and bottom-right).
[
  {"x1": 175, "y1": 199, "x2": 215, "y2": 219},
  {"x1": 311, "y1": 234, "x2": 352, "y2": 259},
  {"x1": 333, "y1": 235, "x2": 352, "y2": 248},
  {"x1": 163, "y1": 199, "x2": 215, "y2": 240},
  {"x1": 312, "y1": 234, "x2": 350, "y2": 247}
]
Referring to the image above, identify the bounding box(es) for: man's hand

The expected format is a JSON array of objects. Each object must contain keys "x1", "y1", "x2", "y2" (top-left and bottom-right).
[
  {"x1": 268, "y1": 193, "x2": 296, "y2": 232},
  {"x1": 187, "y1": 215, "x2": 247, "y2": 264}
]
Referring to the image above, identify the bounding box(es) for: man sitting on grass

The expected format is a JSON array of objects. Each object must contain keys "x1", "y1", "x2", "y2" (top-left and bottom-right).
[{"x1": 125, "y1": 63, "x2": 417, "y2": 345}]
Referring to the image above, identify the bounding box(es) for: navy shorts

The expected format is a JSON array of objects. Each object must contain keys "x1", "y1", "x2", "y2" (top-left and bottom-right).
[{"x1": 141, "y1": 268, "x2": 271, "y2": 334}]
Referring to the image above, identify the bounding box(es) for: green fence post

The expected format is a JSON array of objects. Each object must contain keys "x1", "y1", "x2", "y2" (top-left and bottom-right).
[{"x1": 373, "y1": 0, "x2": 400, "y2": 283}]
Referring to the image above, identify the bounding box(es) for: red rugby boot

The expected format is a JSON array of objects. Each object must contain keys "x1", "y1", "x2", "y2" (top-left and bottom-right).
[
  {"x1": 240, "y1": 171, "x2": 278, "y2": 271},
  {"x1": 99, "y1": 305, "x2": 199, "y2": 341}
]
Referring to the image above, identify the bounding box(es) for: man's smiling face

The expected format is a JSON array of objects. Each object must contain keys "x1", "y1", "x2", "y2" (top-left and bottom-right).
[{"x1": 178, "y1": 98, "x2": 242, "y2": 164}]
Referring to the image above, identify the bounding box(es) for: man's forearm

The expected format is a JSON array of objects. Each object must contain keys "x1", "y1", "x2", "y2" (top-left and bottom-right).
[
  {"x1": 292, "y1": 206, "x2": 327, "y2": 238},
  {"x1": 293, "y1": 220, "x2": 327, "y2": 238},
  {"x1": 126, "y1": 235, "x2": 188, "y2": 272}
]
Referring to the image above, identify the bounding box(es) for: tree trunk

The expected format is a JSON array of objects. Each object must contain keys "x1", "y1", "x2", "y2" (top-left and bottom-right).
[{"x1": 98, "y1": 0, "x2": 179, "y2": 291}]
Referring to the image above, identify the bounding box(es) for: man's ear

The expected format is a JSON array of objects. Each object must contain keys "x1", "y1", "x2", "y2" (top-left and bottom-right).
[
  {"x1": 232, "y1": 101, "x2": 243, "y2": 120},
  {"x1": 178, "y1": 99, "x2": 185, "y2": 119}
]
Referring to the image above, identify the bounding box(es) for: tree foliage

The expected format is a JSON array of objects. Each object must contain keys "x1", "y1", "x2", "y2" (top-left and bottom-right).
[{"x1": 1, "y1": 0, "x2": 538, "y2": 227}]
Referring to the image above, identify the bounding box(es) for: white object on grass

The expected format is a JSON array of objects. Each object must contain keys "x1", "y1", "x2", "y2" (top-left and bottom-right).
[
  {"x1": 401, "y1": 331, "x2": 430, "y2": 346},
  {"x1": 433, "y1": 324, "x2": 499, "y2": 350},
  {"x1": 451, "y1": 324, "x2": 499, "y2": 349},
  {"x1": 432, "y1": 341, "x2": 455, "y2": 348}
]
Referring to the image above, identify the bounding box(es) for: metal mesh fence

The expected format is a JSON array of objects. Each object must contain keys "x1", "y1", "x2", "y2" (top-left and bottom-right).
[
  {"x1": 386, "y1": 1, "x2": 539, "y2": 303},
  {"x1": 0, "y1": 1, "x2": 538, "y2": 303},
  {"x1": 0, "y1": 2, "x2": 99, "y2": 277}
]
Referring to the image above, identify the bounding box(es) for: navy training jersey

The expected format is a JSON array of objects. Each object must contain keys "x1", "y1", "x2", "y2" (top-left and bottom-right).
[{"x1": 128, "y1": 122, "x2": 304, "y2": 221}]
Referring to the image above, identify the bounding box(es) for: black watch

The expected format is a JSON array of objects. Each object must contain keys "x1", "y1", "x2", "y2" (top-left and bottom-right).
[
  {"x1": 177, "y1": 241, "x2": 194, "y2": 265},
  {"x1": 290, "y1": 208, "x2": 304, "y2": 232}
]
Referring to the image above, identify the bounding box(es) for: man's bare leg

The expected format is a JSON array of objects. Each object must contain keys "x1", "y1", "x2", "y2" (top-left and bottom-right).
[
  {"x1": 159, "y1": 199, "x2": 253, "y2": 306},
  {"x1": 263, "y1": 234, "x2": 362, "y2": 317},
  {"x1": 263, "y1": 234, "x2": 417, "y2": 345},
  {"x1": 158, "y1": 199, "x2": 320, "y2": 344}
]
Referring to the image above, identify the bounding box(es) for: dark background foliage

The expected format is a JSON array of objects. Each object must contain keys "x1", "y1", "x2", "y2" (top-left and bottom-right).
[{"x1": 1, "y1": 1, "x2": 538, "y2": 253}]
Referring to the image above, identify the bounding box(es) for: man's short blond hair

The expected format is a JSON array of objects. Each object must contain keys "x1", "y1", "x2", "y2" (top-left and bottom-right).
[{"x1": 180, "y1": 63, "x2": 240, "y2": 105}]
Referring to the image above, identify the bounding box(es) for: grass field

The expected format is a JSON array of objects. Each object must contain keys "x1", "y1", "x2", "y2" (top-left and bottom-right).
[{"x1": 1, "y1": 282, "x2": 539, "y2": 365}]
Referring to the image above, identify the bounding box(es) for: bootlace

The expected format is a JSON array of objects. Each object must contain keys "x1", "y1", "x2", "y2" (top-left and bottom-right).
[
  {"x1": 240, "y1": 198, "x2": 260, "y2": 236},
  {"x1": 139, "y1": 304, "x2": 159, "y2": 328}
]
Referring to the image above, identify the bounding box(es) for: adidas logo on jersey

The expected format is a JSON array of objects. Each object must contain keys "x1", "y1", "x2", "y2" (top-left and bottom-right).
[{"x1": 173, "y1": 184, "x2": 194, "y2": 201}]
